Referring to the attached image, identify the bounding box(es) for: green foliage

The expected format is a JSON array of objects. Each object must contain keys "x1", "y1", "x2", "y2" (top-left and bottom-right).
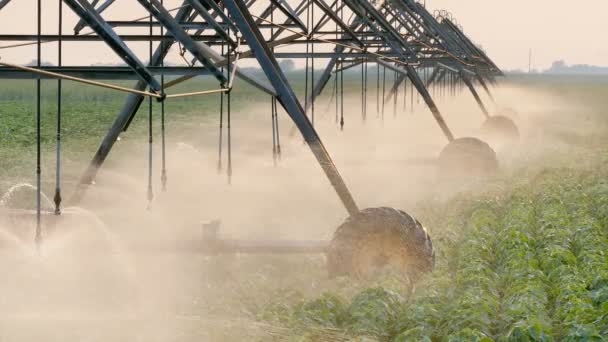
[
  {"x1": 292, "y1": 292, "x2": 348, "y2": 328},
  {"x1": 4, "y1": 72, "x2": 608, "y2": 341},
  {"x1": 279, "y1": 166, "x2": 608, "y2": 341},
  {"x1": 258, "y1": 289, "x2": 305, "y2": 324},
  {"x1": 392, "y1": 327, "x2": 432, "y2": 342},
  {"x1": 503, "y1": 323, "x2": 554, "y2": 342},
  {"x1": 345, "y1": 287, "x2": 404, "y2": 339},
  {"x1": 447, "y1": 328, "x2": 494, "y2": 342}
]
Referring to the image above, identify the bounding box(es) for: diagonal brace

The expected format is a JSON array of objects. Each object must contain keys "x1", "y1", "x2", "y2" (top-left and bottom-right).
[
  {"x1": 224, "y1": 0, "x2": 360, "y2": 217},
  {"x1": 137, "y1": 0, "x2": 228, "y2": 86},
  {"x1": 63, "y1": 0, "x2": 162, "y2": 93}
]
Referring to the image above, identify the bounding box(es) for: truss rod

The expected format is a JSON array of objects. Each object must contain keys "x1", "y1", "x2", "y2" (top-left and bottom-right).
[
  {"x1": 0, "y1": 59, "x2": 162, "y2": 98},
  {"x1": 251, "y1": 14, "x2": 418, "y2": 67},
  {"x1": 0, "y1": 60, "x2": 240, "y2": 99}
]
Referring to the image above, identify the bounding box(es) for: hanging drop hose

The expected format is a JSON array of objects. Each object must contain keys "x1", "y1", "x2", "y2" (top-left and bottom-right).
[
  {"x1": 441, "y1": 72, "x2": 444, "y2": 100},
  {"x1": 339, "y1": 61, "x2": 344, "y2": 130},
  {"x1": 146, "y1": 11, "x2": 154, "y2": 207},
  {"x1": 310, "y1": 0, "x2": 315, "y2": 127},
  {"x1": 270, "y1": 3, "x2": 277, "y2": 165},
  {"x1": 218, "y1": 92, "x2": 224, "y2": 172},
  {"x1": 303, "y1": 0, "x2": 310, "y2": 124},
  {"x1": 339, "y1": 0, "x2": 344, "y2": 131},
  {"x1": 381, "y1": 65, "x2": 386, "y2": 121},
  {"x1": 271, "y1": 96, "x2": 277, "y2": 164},
  {"x1": 334, "y1": 62, "x2": 338, "y2": 124},
  {"x1": 376, "y1": 64, "x2": 380, "y2": 117},
  {"x1": 334, "y1": 6, "x2": 338, "y2": 125},
  {"x1": 438, "y1": 72, "x2": 441, "y2": 100},
  {"x1": 403, "y1": 77, "x2": 407, "y2": 112},
  {"x1": 226, "y1": 15, "x2": 232, "y2": 185},
  {"x1": 274, "y1": 96, "x2": 281, "y2": 159},
  {"x1": 450, "y1": 73, "x2": 456, "y2": 96},
  {"x1": 160, "y1": 0, "x2": 167, "y2": 192},
  {"x1": 360, "y1": 60, "x2": 364, "y2": 121},
  {"x1": 226, "y1": 91, "x2": 232, "y2": 184},
  {"x1": 393, "y1": 70, "x2": 398, "y2": 117},
  {"x1": 54, "y1": 0, "x2": 63, "y2": 216},
  {"x1": 363, "y1": 58, "x2": 368, "y2": 121},
  {"x1": 424, "y1": 69, "x2": 437, "y2": 98},
  {"x1": 303, "y1": 24, "x2": 309, "y2": 122},
  {"x1": 217, "y1": 33, "x2": 225, "y2": 173},
  {"x1": 410, "y1": 75, "x2": 414, "y2": 113},
  {"x1": 35, "y1": 0, "x2": 42, "y2": 251}
]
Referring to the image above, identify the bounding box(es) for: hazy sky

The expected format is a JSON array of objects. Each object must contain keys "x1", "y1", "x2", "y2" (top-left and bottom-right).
[
  {"x1": 0, "y1": 0, "x2": 606, "y2": 71},
  {"x1": 427, "y1": 0, "x2": 608, "y2": 70}
]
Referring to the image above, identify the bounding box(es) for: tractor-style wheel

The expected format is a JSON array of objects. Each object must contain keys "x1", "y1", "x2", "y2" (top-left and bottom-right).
[
  {"x1": 327, "y1": 207, "x2": 434, "y2": 280},
  {"x1": 438, "y1": 137, "x2": 498, "y2": 177},
  {"x1": 481, "y1": 115, "x2": 519, "y2": 141}
]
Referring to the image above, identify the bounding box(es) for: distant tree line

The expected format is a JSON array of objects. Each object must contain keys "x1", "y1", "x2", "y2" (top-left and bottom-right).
[{"x1": 544, "y1": 60, "x2": 608, "y2": 75}]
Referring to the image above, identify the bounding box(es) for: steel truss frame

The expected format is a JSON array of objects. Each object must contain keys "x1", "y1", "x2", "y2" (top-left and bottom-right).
[{"x1": 0, "y1": 0, "x2": 501, "y2": 217}]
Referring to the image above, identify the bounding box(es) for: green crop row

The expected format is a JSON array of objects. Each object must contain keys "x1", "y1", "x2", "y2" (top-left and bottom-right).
[{"x1": 266, "y1": 169, "x2": 608, "y2": 341}]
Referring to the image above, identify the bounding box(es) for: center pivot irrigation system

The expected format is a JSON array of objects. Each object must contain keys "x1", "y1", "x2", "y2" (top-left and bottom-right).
[{"x1": 0, "y1": 0, "x2": 510, "y2": 278}]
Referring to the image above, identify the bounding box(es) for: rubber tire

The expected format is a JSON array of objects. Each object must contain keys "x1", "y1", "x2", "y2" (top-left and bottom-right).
[
  {"x1": 481, "y1": 115, "x2": 519, "y2": 141},
  {"x1": 327, "y1": 207, "x2": 434, "y2": 279},
  {"x1": 438, "y1": 137, "x2": 498, "y2": 177}
]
